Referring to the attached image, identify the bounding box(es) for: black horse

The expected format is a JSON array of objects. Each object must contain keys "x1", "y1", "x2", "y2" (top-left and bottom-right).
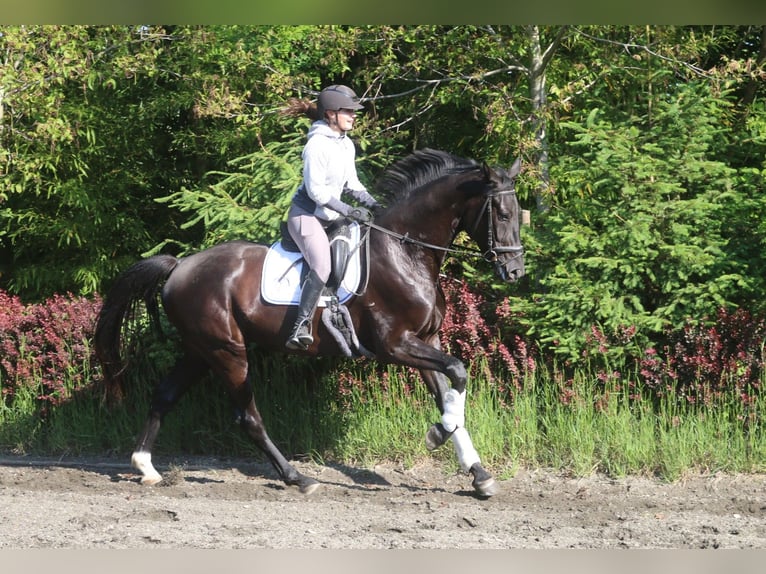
[{"x1": 94, "y1": 148, "x2": 525, "y2": 498}]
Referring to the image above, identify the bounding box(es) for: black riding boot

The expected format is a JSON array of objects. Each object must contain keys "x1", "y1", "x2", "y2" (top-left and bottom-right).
[{"x1": 286, "y1": 269, "x2": 326, "y2": 350}]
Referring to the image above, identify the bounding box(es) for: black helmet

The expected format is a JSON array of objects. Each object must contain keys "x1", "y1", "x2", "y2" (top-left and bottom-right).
[{"x1": 318, "y1": 85, "x2": 364, "y2": 117}]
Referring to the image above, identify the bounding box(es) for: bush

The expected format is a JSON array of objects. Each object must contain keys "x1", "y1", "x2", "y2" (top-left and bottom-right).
[
  {"x1": 0, "y1": 290, "x2": 102, "y2": 408},
  {"x1": 439, "y1": 277, "x2": 537, "y2": 398},
  {"x1": 639, "y1": 307, "x2": 766, "y2": 405}
]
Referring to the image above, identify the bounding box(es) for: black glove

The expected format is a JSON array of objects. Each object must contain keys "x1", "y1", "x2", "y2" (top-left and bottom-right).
[{"x1": 347, "y1": 206, "x2": 373, "y2": 223}]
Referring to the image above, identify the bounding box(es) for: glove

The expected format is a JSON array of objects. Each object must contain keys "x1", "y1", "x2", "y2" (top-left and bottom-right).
[
  {"x1": 347, "y1": 206, "x2": 373, "y2": 223},
  {"x1": 343, "y1": 183, "x2": 378, "y2": 208}
]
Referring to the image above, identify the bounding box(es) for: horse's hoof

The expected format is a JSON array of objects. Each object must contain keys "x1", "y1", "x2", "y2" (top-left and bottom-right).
[
  {"x1": 140, "y1": 474, "x2": 163, "y2": 486},
  {"x1": 470, "y1": 463, "x2": 499, "y2": 498},
  {"x1": 287, "y1": 475, "x2": 320, "y2": 495},
  {"x1": 299, "y1": 480, "x2": 321, "y2": 495},
  {"x1": 472, "y1": 476, "x2": 499, "y2": 498},
  {"x1": 425, "y1": 422, "x2": 450, "y2": 451},
  {"x1": 131, "y1": 452, "x2": 162, "y2": 485}
]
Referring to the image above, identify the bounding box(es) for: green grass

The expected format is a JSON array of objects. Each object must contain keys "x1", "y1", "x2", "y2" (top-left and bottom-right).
[
  {"x1": 1, "y1": 351, "x2": 765, "y2": 481},
  {"x1": 0, "y1": 376, "x2": 44, "y2": 454}
]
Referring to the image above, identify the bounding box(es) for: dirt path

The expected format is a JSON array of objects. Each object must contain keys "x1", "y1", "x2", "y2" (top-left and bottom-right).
[{"x1": 0, "y1": 454, "x2": 764, "y2": 549}]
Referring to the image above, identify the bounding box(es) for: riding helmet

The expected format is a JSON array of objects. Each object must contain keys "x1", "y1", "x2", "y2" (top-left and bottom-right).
[{"x1": 317, "y1": 85, "x2": 364, "y2": 117}]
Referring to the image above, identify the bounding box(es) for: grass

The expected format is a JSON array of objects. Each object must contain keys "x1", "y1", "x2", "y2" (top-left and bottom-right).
[{"x1": 1, "y1": 350, "x2": 765, "y2": 481}]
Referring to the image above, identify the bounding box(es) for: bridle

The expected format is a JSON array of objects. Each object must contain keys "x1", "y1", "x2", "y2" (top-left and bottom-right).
[
  {"x1": 470, "y1": 188, "x2": 525, "y2": 264},
  {"x1": 362, "y1": 187, "x2": 524, "y2": 264}
]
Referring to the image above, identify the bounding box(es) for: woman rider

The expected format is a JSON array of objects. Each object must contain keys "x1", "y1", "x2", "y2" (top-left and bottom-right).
[{"x1": 282, "y1": 85, "x2": 378, "y2": 351}]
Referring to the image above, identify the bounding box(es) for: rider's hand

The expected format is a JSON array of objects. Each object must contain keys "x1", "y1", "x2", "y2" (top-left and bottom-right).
[{"x1": 348, "y1": 206, "x2": 373, "y2": 223}]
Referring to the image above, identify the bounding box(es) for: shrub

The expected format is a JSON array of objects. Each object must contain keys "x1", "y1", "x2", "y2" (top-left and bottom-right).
[
  {"x1": 639, "y1": 307, "x2": 766, "y2": 405},
  {"x1": 439, "y1": 277, "x2": 536, "y2": 398},
  {"x1": 0, "y1": 290, "x2": 102, "y2": 407}
]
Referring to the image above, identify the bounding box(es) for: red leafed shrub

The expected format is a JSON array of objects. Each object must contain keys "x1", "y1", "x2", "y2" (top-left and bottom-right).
[
  {"x1": 639, "y1": 307, "x2": 765, "y2": 404},
  {"x1": 439, "y1": 278, "x2": 536, "y2": 397},
  {"x1": 0, "y1": 290, "x2": 102, "y2": 406}
]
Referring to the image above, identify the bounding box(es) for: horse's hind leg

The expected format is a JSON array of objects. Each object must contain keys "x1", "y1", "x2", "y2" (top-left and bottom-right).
[
  {"x1": 131, "y1": 352, "x2": 206, "y2": 485},
  {"x1": 208, "y1": 347, "x2": 320, "y2": 495},
  {"x1": 237, "y1": 394, "x2": 320, "y2": 495}
]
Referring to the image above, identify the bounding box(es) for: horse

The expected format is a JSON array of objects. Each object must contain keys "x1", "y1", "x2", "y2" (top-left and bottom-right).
[{"x1": 94, "y1": 148, "x2": 525, "y2": 498}]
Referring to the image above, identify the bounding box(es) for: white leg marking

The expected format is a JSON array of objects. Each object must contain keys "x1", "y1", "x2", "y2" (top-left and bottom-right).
[
  {"x1": 131, "y1": 451, "x2": 163, "y2": 485},
  {"x1": 441, "y1": 388, "x2": 466, "y2": 433},
  {"x1": 450, "y1": 427, "x2": 481, "y2": 473}
]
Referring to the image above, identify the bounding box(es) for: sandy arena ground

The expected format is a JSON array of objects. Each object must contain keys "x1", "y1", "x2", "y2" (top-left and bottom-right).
[{"x1": 0, "y1": 454, "x2": 764, "y2": 550}]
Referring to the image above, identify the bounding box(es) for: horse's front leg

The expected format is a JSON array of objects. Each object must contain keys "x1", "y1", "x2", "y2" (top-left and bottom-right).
[
  {"x1": 390, "y1": 336, "x2": 498, "y2": 498},
  {"x1": 419, "y1": 369, "x2": 451, "y2": 449},
  {"x1": 421, "y1": 370, "x2": 498, "y2": 498}
]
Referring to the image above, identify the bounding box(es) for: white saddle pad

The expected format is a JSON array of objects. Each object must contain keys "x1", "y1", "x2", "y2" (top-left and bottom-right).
[{"x1": 260, "y1": 222, "x2": 362, "y2": 307}]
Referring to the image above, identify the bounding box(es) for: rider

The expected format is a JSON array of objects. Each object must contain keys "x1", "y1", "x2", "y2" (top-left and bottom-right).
[{"x1": 282, "y1": 85, "x2": 378, "y2": 351}]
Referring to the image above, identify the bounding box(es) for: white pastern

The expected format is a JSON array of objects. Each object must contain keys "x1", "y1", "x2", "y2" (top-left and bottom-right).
[
  {"x1": 450, "y1": 427, "x2": 481, "y2": 473},
  {"x1": 131, "y1": 451, "x2": 163, "y2": 485},
  {"x1": 440, "y1": 388, "x2": 466, "y2": 433}
]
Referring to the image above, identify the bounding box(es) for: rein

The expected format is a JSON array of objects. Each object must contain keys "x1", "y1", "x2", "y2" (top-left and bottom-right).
[
  {"x1": 364, "y1": 221, "x2": 487, "y2": 259},
  {"x1": 363, "y1": 188, "x2": 524, "y2": 263}
]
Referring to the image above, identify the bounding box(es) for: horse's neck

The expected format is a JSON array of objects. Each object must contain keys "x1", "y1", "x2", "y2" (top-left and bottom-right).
[
  {"x1": 384, "y1": 194, "x2": 464, "y2": 249},
  {"x1": 376, "y1": 198, "x2": 465, "y2": 276}
]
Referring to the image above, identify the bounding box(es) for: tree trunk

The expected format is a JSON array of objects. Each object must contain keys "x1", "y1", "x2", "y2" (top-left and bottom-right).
[{"x1": 528, "y1": 25, "x2": 551, "y2": 213}]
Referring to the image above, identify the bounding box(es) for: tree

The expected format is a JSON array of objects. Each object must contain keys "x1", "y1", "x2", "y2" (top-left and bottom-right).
[
  {"x1": 513, "y1": 26, "x2": 766, "y2": 360},
  {"x1": 2, "y1": 25, "x2": 765, "y2": 371},
  {"x1": 0, "y1": 26, "x2": 265, "y2": 298}
]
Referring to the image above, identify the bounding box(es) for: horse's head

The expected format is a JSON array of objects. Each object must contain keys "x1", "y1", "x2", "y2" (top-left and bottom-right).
[
  {"x1": 374, "y1": 149, "x2": 525, "y2": 282},
  {"x1": 464, "y1": 158, "x2": 525, "y2": 282}
]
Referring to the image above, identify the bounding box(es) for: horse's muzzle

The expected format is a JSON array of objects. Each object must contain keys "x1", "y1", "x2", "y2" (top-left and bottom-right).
[
  {"x1": 483, "y1": 246, "x2": 524, "y2": 282},
  {"x1": 495, "y1": 255, "x2": 525, "y2": 282}
]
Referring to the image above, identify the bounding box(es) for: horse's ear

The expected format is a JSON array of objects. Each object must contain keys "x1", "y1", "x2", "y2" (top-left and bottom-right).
[
  {"x1": 481, "y1": 161, "x2": 499, "y2": 183},
  {"x1": 508, "y1": 157, "x2": 522, "y2": 178}
]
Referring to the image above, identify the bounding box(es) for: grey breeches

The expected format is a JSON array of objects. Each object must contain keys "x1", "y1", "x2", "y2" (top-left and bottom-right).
[{"x1": 286, "y1": 208, "x2": 332, "y2": 283}]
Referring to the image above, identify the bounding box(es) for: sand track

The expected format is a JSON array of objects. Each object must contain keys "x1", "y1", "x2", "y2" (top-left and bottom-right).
[{"x1": 0, "y1": 454, "x2": 764, "y2": 549}]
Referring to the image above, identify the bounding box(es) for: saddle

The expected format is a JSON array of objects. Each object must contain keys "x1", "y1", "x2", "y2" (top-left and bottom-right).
[
  {"x1": 262, "y1": 220, "x2": 365, "y2": 306},
  {"x1": 261, "y1": 220, "x2": 373, "y2": 358},
  {"x1": 277, "y1": 219, "x2": 355, "y2": 294}
]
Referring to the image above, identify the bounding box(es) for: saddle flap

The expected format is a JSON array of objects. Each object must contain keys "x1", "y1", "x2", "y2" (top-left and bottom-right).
[{"x1": 279, "y1": 221, "x2": 301, "y2": 253}]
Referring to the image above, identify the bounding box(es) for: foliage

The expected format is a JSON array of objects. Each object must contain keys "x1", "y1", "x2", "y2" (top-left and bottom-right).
[
  {"x1": 0, "y1": 26, "x2": 279, "y2": 298},
  {"x1": 439, "y1": 277, "x2": 536, "y2": 397},
  {"x1": 0, "y1": 289, "x2": 102, "y2": 408},
  {"x1": 2, "y1": 25, "x2": 766, "y2": 394},
  {"x1": 520, "y1": 81, "x2": 756, "y2": 361},
  {"x1": 149, "y1": 130, "x2": 306, "y2": 253},
  {"x1": 639, "y1": 307, "x2": 766, "y2": 404}
]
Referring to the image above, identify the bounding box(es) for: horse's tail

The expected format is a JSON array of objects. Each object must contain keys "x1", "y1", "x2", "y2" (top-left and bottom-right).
[{"x1": 94, "y1": 254, "x2": 179, "y2": 402}]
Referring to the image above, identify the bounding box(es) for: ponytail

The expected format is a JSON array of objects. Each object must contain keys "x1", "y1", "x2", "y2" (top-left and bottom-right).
[{"x1": 281, "y1": 97, "x2": 322, "y2": 121}]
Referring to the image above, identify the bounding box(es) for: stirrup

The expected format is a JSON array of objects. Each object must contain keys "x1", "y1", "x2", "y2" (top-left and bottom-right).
[{"x1": 286, "y1": 320, "x2": 313, "y2": 350}]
